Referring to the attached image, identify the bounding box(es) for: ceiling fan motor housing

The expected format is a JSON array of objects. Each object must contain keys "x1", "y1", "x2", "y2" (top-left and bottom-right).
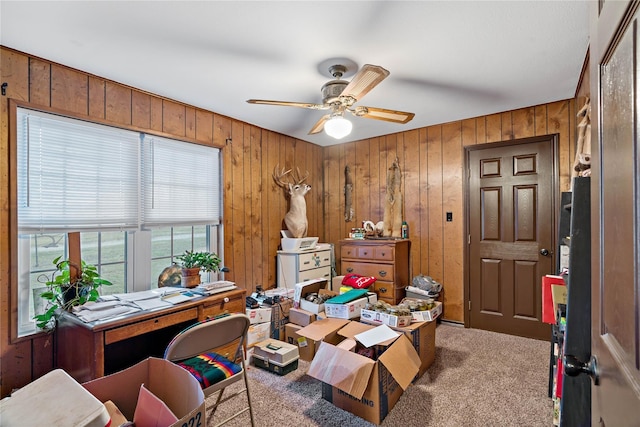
[{"x1": 322, "y1": 80, "x2": 348, "y2": 104}]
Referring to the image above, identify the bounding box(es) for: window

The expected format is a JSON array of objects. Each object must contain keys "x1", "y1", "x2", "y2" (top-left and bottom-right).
[{"x1": 15, "y1": 107, "x2": 222, "y2": 337}]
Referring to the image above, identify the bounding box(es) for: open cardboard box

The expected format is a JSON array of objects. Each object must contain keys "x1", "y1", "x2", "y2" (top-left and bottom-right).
[
  {"x1": 82, "y1": 357, "x2": 205, "y2": 427},
  {"x1": 361, "y1": 317, "x2": 437, "y2": 379},
  {"x1": 293, "y1": 278, "x2": 338, "y2": 314},
  {"x1": 305, "y1": 322, "x2": 421, "y2": 425}
]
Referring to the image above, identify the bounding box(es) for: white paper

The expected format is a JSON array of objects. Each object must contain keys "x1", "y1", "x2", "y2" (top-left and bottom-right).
[
  {"x1": 135, "y1": 298, "x2": 173, "y2": 310},
  {"x1": 113, "y1": 290, "x2": 163, "y2": 302},
  {"x1": 75, "y1": 305, "x2": 139, "y2": 322},
  {"x1": 354, "y1": 324, "x2": 400, "y2": 348}
]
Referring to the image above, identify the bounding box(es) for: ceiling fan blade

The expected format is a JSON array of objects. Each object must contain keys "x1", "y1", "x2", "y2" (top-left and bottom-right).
[
  {"x1": 352, "y1": 106, "x2": 415, "y2": 124},
  {"x1": 308, "y1": 114, "x2": 330, "y2": 135},
  {"x1": 339, "y1": 64, "x2": 390, "y2": 104},
  {"x1": 246, "y1": 99, "x2": 327, "y2": 110}
]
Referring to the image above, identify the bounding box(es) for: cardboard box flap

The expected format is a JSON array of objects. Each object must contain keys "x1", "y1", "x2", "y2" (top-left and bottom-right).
[
  {"x1": 296, "y1": 318, "x2": 350, "y2": 342},
  {"x1": 307, "y1": 341, "x2": 374, "y2": 399},
  {"x1": 293, "y1": 279, "x2": 327, "y2": 300},
  {"x1": 378, "y1": 335, "x2": 421, "y2": 390},
  {"x1": 337, "y1": 320, "x2": 376, "y2": 340}
]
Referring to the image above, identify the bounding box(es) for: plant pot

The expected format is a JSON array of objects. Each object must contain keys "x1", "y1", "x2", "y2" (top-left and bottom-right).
[
  {"x1": 61, "y1": 285, "x2": 89, "y2": 309},
  {"x1": 181, "y1": 267, "x2": 201, "y2": 288}
]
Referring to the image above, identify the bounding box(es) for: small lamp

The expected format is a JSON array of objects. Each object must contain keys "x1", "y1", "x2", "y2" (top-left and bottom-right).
[{"x1": 324, "y1": 115, "x2": 352, "y2": 139}]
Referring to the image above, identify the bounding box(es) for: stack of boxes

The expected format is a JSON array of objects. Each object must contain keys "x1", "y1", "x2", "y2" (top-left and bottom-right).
[{"x1": 246, "y1": 275, "x2": 442, "y2": 425}]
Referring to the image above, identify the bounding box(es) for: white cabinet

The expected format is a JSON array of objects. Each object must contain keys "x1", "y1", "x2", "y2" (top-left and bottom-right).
[{"x1": 277, "y1": 244, "x2": 332, "y2": 289}]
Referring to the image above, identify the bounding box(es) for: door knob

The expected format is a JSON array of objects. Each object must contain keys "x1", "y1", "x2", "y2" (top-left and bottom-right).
[
  {"x1": 564, "y1": 354, "x2": 600, "y2": 385},
  {"x1": 540, "y1": 248, "x2": 551, "y2": 256}
]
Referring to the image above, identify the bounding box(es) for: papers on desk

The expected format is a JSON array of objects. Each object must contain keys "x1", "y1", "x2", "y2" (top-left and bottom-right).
[
  {"x1": 73, "y1": 286, "x2": 215, "y2": 323},
  {"x1": 74, "y1": 305, "x2": 140, "y2": 323}
]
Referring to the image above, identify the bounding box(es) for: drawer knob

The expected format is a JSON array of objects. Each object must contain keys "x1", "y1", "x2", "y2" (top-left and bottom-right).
[
  {"x1": 363, "y1": 251, "x2": 369, "y2": 256},
  {"x1": 379, "y1": 287, "x2": 387, "y2": 293},
  {"x1": 381, "y1": 252, "x2": 386, "y2": 257},
  {"x1": 379, "y1": 271, "x2": 387, "y2": 277},
  {"x1": 223, "y1": 297, "x2": 229, "y2": 303},
  {"x1": 303, "y1": 261, "x2": 310, "y2": 265},
  {"x1": 346, "y1": 267, "x2": 354, "y2": 273}
]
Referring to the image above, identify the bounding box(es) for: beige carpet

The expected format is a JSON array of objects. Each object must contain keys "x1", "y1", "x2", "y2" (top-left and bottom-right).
[{"x1": 210, "y1": 322, "x2": 553, "y2": 426}]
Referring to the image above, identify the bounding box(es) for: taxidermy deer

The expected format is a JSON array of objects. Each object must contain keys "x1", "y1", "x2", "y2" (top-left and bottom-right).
[{"x1": 273, "y1": 165, "x2": 311, "y2": 238}]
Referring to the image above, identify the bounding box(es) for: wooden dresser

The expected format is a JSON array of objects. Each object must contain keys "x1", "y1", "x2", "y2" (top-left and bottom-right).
[
  {"x1": 56, "y1": 288, "x2": 245, "y2": 382},
  {"x1": 339, "y1": 239, "x2": 410, "y2": 304}
]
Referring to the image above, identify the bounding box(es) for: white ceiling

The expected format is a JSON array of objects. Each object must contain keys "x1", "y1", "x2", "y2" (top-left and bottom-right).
[{"x1": 0, "y1": 1, "x2": 590, "y2": 147}]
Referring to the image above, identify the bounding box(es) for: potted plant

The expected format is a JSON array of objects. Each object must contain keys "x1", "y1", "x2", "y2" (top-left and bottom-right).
[
  {"x1": 34, "y1": 256, "x2": 113, "y2": 330},
  {"x1": 176, "y1": 250, "x2": 221, "y2": 288}
]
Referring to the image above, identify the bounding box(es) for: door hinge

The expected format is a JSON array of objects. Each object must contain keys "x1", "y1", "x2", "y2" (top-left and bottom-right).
[
  {"x1": 468, "y1": 301, "x2": 471, "y2": 311},
  {"x1": 468, "y1": 234, "x2": 471, "y2": 244}
]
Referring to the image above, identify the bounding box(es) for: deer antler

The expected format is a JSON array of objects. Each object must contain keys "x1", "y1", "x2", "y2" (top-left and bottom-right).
[
  {"x1": 273, "y1": 165, "x2": 292, "y2": 189},
  {"x1": 291, "y1": 167, "x2": 309, "y2": 184},
  {"x1": 273, "y1": 165, "x2": 309, "y2": 188}
]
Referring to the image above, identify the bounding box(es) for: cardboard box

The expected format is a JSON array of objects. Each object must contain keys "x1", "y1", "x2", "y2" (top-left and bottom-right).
[
  {"x1": 408, "y1": 301, "x2": 443, "y2": 322},
  {"x1": 307, "y1": 328, "x2": 421, "y2": 425},
  {"x1": 296, "y1": 317, "x2": 351, "y2": 347},
  {"x1": 361, "y1": 318, "x2": 437, "y2": 379},
  {"x1": 253, "y1": 338, "x2": 299, "y2": 365},
  {"x1": 293, "y1": 279, "x2": 338, "y2": 313},
  {"x1": 397, "y1": 320, "x2": 437, "y2": 378},
  {"x1": 360, "y1": 309, "x2": 413, "y2": 327},
  {"x1": 246, "y1": 307, "x2": 272, "y2": 324},
  {"x1": 83, "y1": 357, "x2": 205, "y2": 427},
  {"x1": 324, "y1": 292, "x2": 377, "y2": 319},
  {"x1": 289, "y1": 307, "x2": 316, "y2": 326},
  {"x1": 269, "y1": 297, "x2": 293, "y2": 340},
  {"x1": 247, "y1": 321, "x2": 271, "y2": 347},
  {"x1": 285, "y1": 323, "x2": 320, "y2": 361}
]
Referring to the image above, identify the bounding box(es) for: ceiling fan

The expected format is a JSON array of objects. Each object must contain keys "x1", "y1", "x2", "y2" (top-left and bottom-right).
[{"x1": 247, "y1": 62, "x2": 415, "y2": 139}]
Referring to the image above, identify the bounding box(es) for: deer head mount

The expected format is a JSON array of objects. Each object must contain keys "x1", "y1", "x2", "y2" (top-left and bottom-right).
[{"x1": 273, "y1": 165, "x2": 311, "y2": 238}]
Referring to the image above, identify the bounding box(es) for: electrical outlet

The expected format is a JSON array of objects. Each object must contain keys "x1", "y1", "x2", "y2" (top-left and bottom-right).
[{"x1": 446, "y1": 212, "x2": 453, "y2": 222}]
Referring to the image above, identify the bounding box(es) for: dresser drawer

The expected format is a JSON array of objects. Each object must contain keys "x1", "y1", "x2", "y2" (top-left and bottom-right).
[
  {"x1": 342, "y1": 244, "x2": 377, "y2": 260},
  {"x1": 299, "y1": 250, "x2": 331, "y2": 272},
  {"x1": 373, "y1": 246, "x2": 394, "y2": 261},
  {"x1": 342, "y1": 261, "x2": 394, "y2": 282},
  {"x1": 374, "y1": 282, "x2": 405, "y2": 301},
  {"x1": 298, "y1": 266, "x2": 331, "y2": 282},
  {"x1": 105, "y1": 308, "x2": 199, "y2": 345}
]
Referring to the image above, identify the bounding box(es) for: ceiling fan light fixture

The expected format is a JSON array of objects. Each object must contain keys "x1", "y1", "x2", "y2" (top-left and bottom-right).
[{"x1": 324, "y1": 115, "x2": 352, "y2": 139}]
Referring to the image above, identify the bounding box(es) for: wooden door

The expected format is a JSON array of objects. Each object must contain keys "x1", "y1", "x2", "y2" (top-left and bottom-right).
[
  {"x1": 590, "y1": 1, "x2": 640, "y2": 425},
  {"x1": 467, "y1": 136, "x2": 556, "y2": 340}
]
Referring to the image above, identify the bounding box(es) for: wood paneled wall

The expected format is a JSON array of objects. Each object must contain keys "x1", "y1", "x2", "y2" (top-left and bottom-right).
[
  {"x1": 0, "y1": 47, "x2": 322, "y2": 396},
  {"x1": 324, "y1": 101, "x2": 576, "y2": 323},
  {"x1": 0, "y1": 45, "x2": 575, "y2": 396}
]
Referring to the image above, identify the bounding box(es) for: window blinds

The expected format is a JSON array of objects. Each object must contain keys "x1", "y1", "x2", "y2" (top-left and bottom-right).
[
  {"x1": 17, "y1": 109, "x2": 140, "y2": 232},
  {"x1": 17, "y1": 107, "x2": 221, "y2": 233},
  {"x1": 141, "y1": 135, "x2": 220, "y2": 226}
]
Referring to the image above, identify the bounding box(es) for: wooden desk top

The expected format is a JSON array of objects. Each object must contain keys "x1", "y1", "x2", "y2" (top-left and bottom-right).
[{"x1": 58, "y1": 288, "x2": 246, "y2": 332}]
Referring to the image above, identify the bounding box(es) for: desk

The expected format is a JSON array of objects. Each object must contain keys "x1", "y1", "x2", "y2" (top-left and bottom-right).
[{"x1": 56, "y1": 288, "x2": 246, "y2": 382}]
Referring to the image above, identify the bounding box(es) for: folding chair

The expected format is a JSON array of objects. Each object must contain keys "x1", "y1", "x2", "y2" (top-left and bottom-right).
[{"x1": 164, "y1": 313, "x2": 256, "y2": 427}]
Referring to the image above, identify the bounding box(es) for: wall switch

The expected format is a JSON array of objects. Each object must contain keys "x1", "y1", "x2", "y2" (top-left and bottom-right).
[{"x1": 446, "y1": 212, "x2": 453, "y2": 222}]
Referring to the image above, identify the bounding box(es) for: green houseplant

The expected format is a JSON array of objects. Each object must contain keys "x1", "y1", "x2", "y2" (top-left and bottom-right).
[
  {"x1": 34, "y1": 256, "x2": 113, "y2": 330},
  {"x1": 176, "y1": 250, "x2": 221, "y2": 288}
]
